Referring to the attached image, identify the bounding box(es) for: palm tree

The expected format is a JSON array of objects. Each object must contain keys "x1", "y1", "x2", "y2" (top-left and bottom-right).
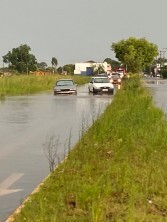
[{"x1": 51, "y1": 57, "x2": 58, "y2": 73}]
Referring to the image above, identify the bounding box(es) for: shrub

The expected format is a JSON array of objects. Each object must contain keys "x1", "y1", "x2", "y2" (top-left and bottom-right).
[{"x1": 160, "y1": 69, "x2": 167, "y2": 78}]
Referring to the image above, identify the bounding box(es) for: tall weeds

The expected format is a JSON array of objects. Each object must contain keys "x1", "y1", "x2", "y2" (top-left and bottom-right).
[{"x1": 0, "y1": 74, "x2": 90, "y2": 96}]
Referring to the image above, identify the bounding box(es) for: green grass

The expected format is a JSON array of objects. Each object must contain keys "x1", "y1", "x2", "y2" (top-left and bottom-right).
[
  {"x1": 10, "y1": 75, "x2": 167, "y2": 222},
  {"x1": 0, "y1": 74, "x2": 90, "y2": 96}
]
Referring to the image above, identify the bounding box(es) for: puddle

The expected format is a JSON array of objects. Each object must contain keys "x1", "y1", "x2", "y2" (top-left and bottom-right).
[{"x1": 146, "y1": 80, "x2": 165, "y2": 84}]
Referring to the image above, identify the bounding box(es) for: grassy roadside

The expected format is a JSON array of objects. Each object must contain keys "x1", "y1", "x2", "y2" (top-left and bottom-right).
[
  {"x1": 10, "y1": 75, "x2": 167, "y2": 222},
  {"x1": 0, "y1": 74, "x2": 90, "y2": 97}
]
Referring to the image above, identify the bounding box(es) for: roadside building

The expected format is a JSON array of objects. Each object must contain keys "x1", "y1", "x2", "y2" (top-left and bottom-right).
[{"x1": 74, "y1": 61, "x2": 110, "y2": 75}]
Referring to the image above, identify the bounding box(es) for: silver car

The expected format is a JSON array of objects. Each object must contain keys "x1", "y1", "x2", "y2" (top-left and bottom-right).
[{"x1": 53, "y1": 79, "x2": 77, "y2": 95}]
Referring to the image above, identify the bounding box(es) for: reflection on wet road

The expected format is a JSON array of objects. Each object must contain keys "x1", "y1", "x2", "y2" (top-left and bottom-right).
[
  {"x1": 0, "y1": 84, "x2": 114, "y2": 221},
  {"x1": 144, "y1": 77, "x2": 167, "y2": 113}
]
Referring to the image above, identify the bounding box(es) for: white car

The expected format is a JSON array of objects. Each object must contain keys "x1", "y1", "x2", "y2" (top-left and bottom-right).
[{"x1": 88, "y1": 76, "x2": 114, "y2": 94}]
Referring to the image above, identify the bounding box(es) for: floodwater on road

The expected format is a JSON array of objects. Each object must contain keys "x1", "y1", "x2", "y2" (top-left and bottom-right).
[
  {"x1": 144, "y1": 77, "x2": 167, "y2": 113},
  {"x1": 1, "y1": 78, "x2": 167, "y2": 222},
  {"x1": 0, "y1": 84, "x2": 113, "y2": 222}
]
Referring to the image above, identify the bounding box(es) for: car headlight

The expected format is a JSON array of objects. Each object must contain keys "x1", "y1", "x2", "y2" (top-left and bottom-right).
[{"x1": 118, "y1": 79, "x2": 121, "y2": 82}]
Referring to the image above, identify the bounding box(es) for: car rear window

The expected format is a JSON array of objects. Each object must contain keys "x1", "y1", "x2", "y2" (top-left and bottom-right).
[
  {"x1": 56, "y1": 80, "x2": 74, "y2": 86},
  {"x1": 94, "y1": 78, "x2": 109, "y2": 83}
]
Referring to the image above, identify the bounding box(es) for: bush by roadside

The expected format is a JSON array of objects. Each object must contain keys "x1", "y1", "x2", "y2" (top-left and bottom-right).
[
  {"x1": 160, "y1": 69, "x2": 167, "y2": 79},
  {"x1": 9, "y1": 75, "x2": 167, "y2": 222}
]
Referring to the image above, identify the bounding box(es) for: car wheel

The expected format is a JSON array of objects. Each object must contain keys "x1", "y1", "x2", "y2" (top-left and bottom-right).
[
  {"x1": 93, "y1": 88, "x2": 97, "y2": 94},
  {"x1": 54, "y1": 91, "x2": 57, "y2": 95},
  {"x1": 108, "y1": 89, "x2": 114, "y2": 95}
]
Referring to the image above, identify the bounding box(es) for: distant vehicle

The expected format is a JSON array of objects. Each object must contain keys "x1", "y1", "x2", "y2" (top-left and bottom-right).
[
  {"x1": 114, "y1": 67, "x2": 126, "y2": 77},
  {"x1": 156, "y1": 73, "x2": 161, "y2": 78},
  {"x1": 88, "y1": 76, "x2": 114, "y2": 94},
  {"x1": 109, "y1": 72, "x2": 122, "y2": 85},
  {"x1": 53, "y1": 79, "x2": 77, "y2": 95},
  {"x1": 97, "y1": 73, "x2": 108, "y2": 77},
  {"x1": 143, "y1": 73, "x2": 149, "y2": 77}
]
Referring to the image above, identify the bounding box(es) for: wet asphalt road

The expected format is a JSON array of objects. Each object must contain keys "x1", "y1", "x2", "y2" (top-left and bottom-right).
[
  {"x1": 0, "y1": 84, "x2": 113, "y2": 222},
  {"x1": 144, "y1": 77, "x2": 167, "y2": 113}
]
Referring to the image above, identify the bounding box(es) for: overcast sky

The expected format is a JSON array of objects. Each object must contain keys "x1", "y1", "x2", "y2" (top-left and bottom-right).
[{"x1": 0, "y1": 0, "x2": 167, "y2": 67}]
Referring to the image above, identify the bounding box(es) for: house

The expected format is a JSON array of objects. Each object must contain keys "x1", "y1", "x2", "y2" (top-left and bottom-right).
[{"x1": 74, "y1": 61, "x2": 111, "y2": 75}]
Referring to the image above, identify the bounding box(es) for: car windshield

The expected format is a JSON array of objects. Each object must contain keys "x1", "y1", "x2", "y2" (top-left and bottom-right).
[
  {"x1": 117, "y1": 71, "x2": 124, "y2": 74},
  {"x1": 56, "y1": 80, "x2": 74, "y2": 86},
  {"x1": 94, "y1": 78, "x2": 109, "y2": 83},
  {"x1": 97, "y1": 73, "x2": 107, "y2": 77},
  {"x1": 111, "y1": 74, "x2": 119, "y2": 77}
]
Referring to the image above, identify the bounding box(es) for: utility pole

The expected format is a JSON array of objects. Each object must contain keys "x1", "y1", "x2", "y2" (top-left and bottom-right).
[
  {"x1": 3, "y1": 61, "x2": 4, "y2": 74},
  {"x1": 163, "y1": 48, "x2": 167, "y2": 68},
  {"x1": 163, "y1": 48, "x2": 167, "y2": 56},
  {"x1": 159, "y1": 50, "x2": 166, "y2": 69},
  {"x1": 26, "y1": 62, "x2": 28, "y2": 75}
]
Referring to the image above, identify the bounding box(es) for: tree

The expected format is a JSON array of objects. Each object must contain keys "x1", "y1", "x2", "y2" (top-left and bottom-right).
[
  {"x1": 103, "y1": 58, "x2": 121, "y2": 71},
  {"x1": 111, "y1": 37, "x2": 158, "y2": 73},
  {"x1": 62, "y1": 64, "x2": 75, "y2": 74},
  {"x1": 57, "y1": 66, "x2": 63, "y2": 74},
  {"x1": 91, "y1": 64, "x2": 105, "y2": 75},
  {"x1": 51, "y1": 57, "x2": 58, "y2": 73},
  {"x1": 2, "y1": 44, "x2": 37, "y2": 73},
  {"x1": 37, "y1": 62, "x2": 47, "y2": 70}
]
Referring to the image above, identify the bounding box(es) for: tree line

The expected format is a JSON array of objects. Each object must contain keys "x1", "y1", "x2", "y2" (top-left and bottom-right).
[
  {"x1": 1, "y1": 37, "x2": 158, "y2": 74},
  {"x1": 2, "y1": 44, "x2": 59, "y2": 74}
]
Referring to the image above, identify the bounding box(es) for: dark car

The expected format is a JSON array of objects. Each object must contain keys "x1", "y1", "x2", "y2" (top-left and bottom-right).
[
  {"x1": 53, "y1": 79, "x2": 77, "y2": 95},
  {"x1": 109, "y1": 72, "x2": 122, "y2": 85}
]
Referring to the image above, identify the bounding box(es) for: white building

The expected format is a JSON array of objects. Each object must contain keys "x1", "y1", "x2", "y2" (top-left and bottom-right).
[{"x1": 74, "y1": 61, "x2": 111, "y2": 75}]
